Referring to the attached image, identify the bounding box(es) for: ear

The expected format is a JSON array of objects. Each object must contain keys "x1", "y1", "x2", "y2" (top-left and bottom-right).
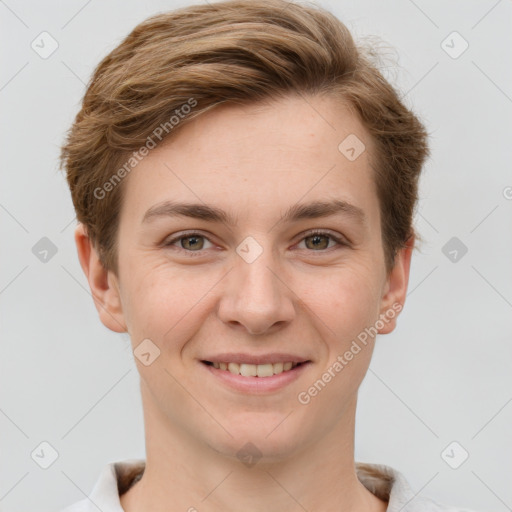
[
  {"x1": 74, "y1": 223, "x2": 127, "y2": 333},
  {"x1": 377, "y1": 235, "x2": 414, "y2": 335}
]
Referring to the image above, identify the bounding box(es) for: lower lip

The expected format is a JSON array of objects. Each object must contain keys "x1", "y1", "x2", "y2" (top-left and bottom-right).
[{"x1": 201, "y1": 361, "x2": 312, "y2": 394}]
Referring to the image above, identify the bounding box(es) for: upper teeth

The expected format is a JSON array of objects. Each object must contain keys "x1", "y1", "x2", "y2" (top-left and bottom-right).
[{"x1": 211, "y1": 361, "x2": 298, "y2": 377}]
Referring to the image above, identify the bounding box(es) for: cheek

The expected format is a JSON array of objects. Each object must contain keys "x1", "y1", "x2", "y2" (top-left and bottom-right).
[
  {"x1": 122, "y1": 261, "x2": 214, "y2": 349},
  {"x1": 297, "y1": 272, "x2": 379, "y2": 417},
  {"x1": 304, "y1": 265, "x2": 382, "y2": 341}
]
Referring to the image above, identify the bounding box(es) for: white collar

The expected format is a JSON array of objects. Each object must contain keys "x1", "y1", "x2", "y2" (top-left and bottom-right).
[{"x1": 61, "y1": 459, "x2": 474, "y2": 511}]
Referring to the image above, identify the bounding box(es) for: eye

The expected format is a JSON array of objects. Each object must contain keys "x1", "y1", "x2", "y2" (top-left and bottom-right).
[
  {"x1": 162, "y1": 229, "x2": 348, "y2": 255},
  {"x1": 297, "y1": 230, "x2": 347, "y2": 251},
  {"x1": 163, "y1": 232, "x2": 214, "y2": 252}
]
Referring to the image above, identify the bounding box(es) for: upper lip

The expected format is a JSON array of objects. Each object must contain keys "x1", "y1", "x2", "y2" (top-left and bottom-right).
[{"x1": 201, "y1": 353, "x2": 311, "y2": 365}]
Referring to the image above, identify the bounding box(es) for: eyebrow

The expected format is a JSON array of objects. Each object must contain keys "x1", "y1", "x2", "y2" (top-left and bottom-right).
[{"x1": 141, "y1": 199, "x2": 367, "y2": 227}]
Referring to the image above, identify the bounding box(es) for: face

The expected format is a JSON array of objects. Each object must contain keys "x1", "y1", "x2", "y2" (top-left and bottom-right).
[{"x1": 78, "y1": 94, "x2": 412, "y2": 462}]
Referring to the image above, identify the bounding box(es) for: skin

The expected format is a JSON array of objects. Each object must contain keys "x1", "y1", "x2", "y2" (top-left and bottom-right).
[{"x1": 75, "y1": 93, "x2": 413, "y2": 512}]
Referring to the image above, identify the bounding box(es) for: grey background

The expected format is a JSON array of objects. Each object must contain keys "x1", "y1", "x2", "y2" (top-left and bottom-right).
[{"x1": 1, "y1": 0, "x2": 511, "y2": 511}]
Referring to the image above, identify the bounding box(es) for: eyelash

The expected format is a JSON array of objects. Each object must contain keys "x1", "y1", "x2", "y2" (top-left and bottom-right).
[{"x1": 162, "y1": 229, "x2": 348, "y2": 255}]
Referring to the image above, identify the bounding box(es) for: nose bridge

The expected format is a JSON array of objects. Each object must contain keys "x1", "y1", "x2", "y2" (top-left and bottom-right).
[{"x1": 218, "y1": 238, "x2": 295, "y2": 334}]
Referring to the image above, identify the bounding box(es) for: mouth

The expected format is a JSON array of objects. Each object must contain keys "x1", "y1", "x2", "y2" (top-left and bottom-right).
[{"x1": 201, "y1": 360, "x2": 309, "y2": 378}]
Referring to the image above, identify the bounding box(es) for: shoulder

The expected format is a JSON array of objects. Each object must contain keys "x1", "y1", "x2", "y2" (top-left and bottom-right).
[
  {"x1": 356, "y1": 461, "x2": 480, "y2": 512},
  {"x1": 58, "y1": 459, "x2": 146, "y2": 512},
  {"x1": 401, "y1": 493, "x2": 480, "y2": 512},
  {"x1": 58, "y1": 499, "x2": 91, "y2": 512}
]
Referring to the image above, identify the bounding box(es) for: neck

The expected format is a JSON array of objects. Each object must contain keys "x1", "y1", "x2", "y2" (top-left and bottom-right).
[{"x1": 120, "y1": 384, "x2": 387, "y2": 512}]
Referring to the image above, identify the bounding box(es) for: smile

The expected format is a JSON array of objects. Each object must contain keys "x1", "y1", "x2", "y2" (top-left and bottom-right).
[{"x1": 202, "y1": 361, "x2": 303, "y2": 377}]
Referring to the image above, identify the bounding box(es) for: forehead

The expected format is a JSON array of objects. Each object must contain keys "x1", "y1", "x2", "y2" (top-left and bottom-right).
[{"x1": 119, "y1": 94, "x2": 380, "y2": 229}]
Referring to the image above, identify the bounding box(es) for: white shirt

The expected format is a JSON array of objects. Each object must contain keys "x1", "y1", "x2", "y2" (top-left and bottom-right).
[{"x1": 60, "y1": 459, "x2": 478, "y2": 511}]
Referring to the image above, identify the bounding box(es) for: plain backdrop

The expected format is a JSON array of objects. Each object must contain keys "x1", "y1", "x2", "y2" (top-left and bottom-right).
[{"x1": 0, "y1": 1, "x2": 511, "y2": 511}]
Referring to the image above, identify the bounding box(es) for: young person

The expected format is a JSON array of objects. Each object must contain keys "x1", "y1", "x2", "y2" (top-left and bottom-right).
[{"x1": 59, "y1": 1, "x2": 478, "y2": 510}]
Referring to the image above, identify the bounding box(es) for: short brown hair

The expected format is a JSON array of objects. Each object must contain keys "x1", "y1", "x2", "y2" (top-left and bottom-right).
[{"x1": 59, "y1": 0, "x2": 430, "y2": 276}]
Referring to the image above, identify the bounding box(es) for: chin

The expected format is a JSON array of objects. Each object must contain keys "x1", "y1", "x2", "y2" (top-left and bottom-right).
[{"x1": 205, "y1": 417, "x2": 310, "y2": 464}]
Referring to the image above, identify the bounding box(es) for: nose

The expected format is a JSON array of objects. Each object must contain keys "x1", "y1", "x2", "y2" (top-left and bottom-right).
[{"x1": 217, "y1": 246, "x2": 296, "y2": 335}]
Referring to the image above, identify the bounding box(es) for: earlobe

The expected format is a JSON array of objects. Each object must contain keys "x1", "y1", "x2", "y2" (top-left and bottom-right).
[
  {"x1": 74, "y1": 223, "x2": 127, "y2": 333},
  {"x1": 377, "y1": 236, "x2": 414, "y2": 335}
]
